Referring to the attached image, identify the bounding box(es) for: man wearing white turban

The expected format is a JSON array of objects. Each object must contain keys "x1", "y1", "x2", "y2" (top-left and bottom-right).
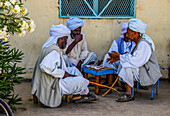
[
  {"x1": 66, "y1": 17, "x2": 97, "y2": 71},
  {"x1": 103, "y1": 22, "x2": 135, "y2": 72},
  {"x1": 107, "y1": 19, "x2": 162, "y2": 102},
  {"x1": 31, "y1": 24, "x2": 96, "y2": 108}
]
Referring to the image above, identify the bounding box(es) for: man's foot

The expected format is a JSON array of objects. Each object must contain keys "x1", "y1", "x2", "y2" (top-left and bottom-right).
[
  {"x1": 116, "y1": 94, "x2": 134, "y2": 102},
  {"x1": 72, "y1": 93, "x2": 97, "y2": 103}
]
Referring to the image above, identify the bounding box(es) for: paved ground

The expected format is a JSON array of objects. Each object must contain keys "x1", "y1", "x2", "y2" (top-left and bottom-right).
[{"x1": 13, "y1": 80, "x2": 170, "y2": 116}]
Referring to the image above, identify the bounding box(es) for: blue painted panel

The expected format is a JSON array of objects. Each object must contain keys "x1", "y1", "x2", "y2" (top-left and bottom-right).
[{"x1": 83, "y1": 67, "x2": 114, "y2": 76}]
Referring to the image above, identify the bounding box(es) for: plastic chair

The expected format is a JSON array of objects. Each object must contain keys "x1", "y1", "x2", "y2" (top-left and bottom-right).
[{"x1": 132, "y1": 80, "x2": 159, "y2": 100}]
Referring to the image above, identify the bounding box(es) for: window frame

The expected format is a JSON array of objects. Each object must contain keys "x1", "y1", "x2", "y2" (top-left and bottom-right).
[{"x1": 59, "y1": 0, "x2": 136, "y2": 19}]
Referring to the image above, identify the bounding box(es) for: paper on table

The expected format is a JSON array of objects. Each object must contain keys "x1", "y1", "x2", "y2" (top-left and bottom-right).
[{"x1": 85, "y1": 65, "x2": 103, "y2": 70}]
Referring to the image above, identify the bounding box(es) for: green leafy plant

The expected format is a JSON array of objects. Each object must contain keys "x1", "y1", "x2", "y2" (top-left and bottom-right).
[
  {"x1": 0, "y1": 0, "x2": 36, "y2": 111},
  {"x1": 0, "y1": 39, "x2": 25, "y2": 111}
]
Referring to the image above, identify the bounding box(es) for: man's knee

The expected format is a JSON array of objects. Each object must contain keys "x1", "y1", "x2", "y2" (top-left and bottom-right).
[{"x1": 75, "y1": 76, "x2": 89, "y2": 85}]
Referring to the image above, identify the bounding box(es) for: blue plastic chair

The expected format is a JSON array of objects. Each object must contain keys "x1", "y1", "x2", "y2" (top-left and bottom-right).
[{"x1": 132, "y1": 80, "x2": 159, "y2": 100}]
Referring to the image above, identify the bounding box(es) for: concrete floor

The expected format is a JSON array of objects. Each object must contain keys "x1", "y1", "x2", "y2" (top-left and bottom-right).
[{"x1": 13, "y1": 80, "x2": 170, "y2": 116}]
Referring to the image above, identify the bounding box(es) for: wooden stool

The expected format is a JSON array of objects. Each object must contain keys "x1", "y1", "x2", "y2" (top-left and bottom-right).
[{"x1": 66, "y1": 95, "x2": 71, "y2": 103}]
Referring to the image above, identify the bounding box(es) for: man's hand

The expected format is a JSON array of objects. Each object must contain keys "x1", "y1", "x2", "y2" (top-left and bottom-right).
[
  {"x1": 106, "y1": 58, "x2": 119, "y2": 64},
  {"x1": 74, "y1": 34, "x2": 83, "y2": 43},
  {"x1": 76, "y1": 60, "x2": 83, "y2": 71},
  {"x1": 108, "y1": 51, "x2": 120, "y2": 59},
  {"x1": 65, "y1": 34, "x2": 83, "y2": 54},
  {"x1": 106, "y1": 51, "x2": 120, "y2": 64},
  {"x1": 63, "y1": 71, "x2": 76, "y2": 79}
]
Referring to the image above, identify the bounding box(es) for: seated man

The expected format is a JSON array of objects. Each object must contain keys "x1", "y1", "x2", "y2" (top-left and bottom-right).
[
  {"x1": 107, "y1": 19, "x2": 162, "y2": 102},
  {"x1": 31, "y1": 24, "x2": 96, "y2": 108},
  {"x1": 66, "y1": 17, "x2": 97, "y2": 71},
  {"x1": 103, "y1": 22, "x2": 135, "y2": 73}
]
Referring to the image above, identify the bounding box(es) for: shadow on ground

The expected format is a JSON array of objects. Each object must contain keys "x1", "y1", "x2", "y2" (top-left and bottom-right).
[{"x1": 14, "y1": 80, "x2": 170, "y2": 116}]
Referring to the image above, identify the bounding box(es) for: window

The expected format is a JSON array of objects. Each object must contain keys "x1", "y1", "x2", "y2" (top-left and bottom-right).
[{"x1": 59, "y1": 0, "x2": 136, "y2": 19}]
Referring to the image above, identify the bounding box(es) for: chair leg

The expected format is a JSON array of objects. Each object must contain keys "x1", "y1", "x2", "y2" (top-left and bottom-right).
[
  {"x1": 107, "y1": 74, "x2": 113, "y2": 94},
  {"x1": 151, "y1": 84, "x2": 155, "y2": 100},
  {"x1": 137, "y1": 82, "x2": 139, "y2": 93},
  {"x1": 156, "y1": 80, "x2": 159, "y2": 95},
  {"x1": 84, "y1": 73, "x2": 88, "y2": 79},
  {"x1": 132, "y1": 86, "x2": 134, "y2": 97},
  {"x1": 95, "y1": 76, "x2": 100, "y2": 94},
  {"x1": 108, "y1": 74, "x2": 113, "y2": 85},
  {"x1": 66, "y1": 95, "x2": 71, "y2": 103}
]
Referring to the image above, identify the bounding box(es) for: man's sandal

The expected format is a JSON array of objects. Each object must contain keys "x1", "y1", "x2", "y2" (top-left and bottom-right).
[
  {"x1": 73, "y1": 93, "x2": 97, "y2": 103},
  {"x1": 87, "y1": 93, "x2": 98, "y2": 101},
  {"x1": 116, "y1": 94, "x2": 135, "y2": 102}
]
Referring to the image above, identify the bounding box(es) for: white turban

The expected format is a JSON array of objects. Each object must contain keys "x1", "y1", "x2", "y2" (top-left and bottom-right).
[
  {"x1": 128, "y1": 19, "x2": 155, "y2": 51},
  {"x1": 42, "y1": 24, "x2": 70, "y2": 49},
  {"x1": 66, "y1": 17, "x2": 84, "y2": 30},
  {"x1": 120, "y1": 22, "x2": 128, "y2": 38}
]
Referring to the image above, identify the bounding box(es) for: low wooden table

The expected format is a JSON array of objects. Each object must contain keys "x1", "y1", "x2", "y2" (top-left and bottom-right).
[{"x1": 83, "y1": 67, "x2": 117, "y2": 95}]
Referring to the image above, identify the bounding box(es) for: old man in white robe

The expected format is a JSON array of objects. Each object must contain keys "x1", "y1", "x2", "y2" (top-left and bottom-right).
[
  {"x1": 103, "y1": 22, "x2": 135, "y2": 73},
  {"x1": 31, "y1": 24, "x2": 96, "y2": 108},
  {"x1": 107, "y1": 19, "x2": 162, "y2": 102},
  {"x1": 65, "y1": 17, "x2": 97, "y2": 70}
]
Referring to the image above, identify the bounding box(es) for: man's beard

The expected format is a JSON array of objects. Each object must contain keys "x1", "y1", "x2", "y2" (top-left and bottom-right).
[
  {"x1": 61, "y1": 43, "x2": 66, "y2": 49},
  {"x1": 70, "y1": 32, "x2": 75, "y2": 39},
  {"x1": 70, "y1": 32, "x2": 79, "y2": 39},
  {"x1": 124, "y1": 37, "x2": 131, "y2": 42}
]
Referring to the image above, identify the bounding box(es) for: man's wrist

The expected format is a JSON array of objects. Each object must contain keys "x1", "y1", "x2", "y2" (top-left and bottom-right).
[{"x1": 73, "y1": 39, "x2": 79, "y2": 44}]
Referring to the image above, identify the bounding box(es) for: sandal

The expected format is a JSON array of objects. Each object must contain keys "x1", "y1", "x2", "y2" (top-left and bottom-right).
[
  {"x1": 87, "y1": 93, "x2": 98, "y2": 101},
  {"x1": 116, "y1": 94, "x2": 134, "y2": 102},
  {"x1": 73, "y1": 93, "x2": 97, "y2": 103}
]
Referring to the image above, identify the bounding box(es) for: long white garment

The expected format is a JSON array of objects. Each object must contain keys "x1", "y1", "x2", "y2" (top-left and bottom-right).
[
  {"x1": 119, "y1": 41, "x2": 152, "y2": 87},
  {"x1": 103, "y1": 40, "x2": 135, "y2": 71},
  {"x1": 40, "y1": 50, "x2": 65, "y2": 78},
  {"x1": 40, "y1": 50, "x2": 89, "y2": 96}
]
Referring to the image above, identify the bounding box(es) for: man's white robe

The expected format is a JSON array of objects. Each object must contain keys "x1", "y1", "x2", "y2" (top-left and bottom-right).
[
  {"x1": 40, "y1": 50, "x2": 89, "y2": 96},
  {"x1": 103, "y1": 39, "x2": 135, "y2": 72},
  {"x1": 67, "y1": 34, "x2": 96, "y2": 67},
  {"x1": 119, "y1": 41, "x2": 152, "y2": 87}
]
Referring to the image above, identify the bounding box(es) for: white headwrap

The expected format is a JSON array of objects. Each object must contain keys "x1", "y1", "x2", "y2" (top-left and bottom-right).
[
  {"x1": 42, "y1": 24, "x2": 70, "y2": 49},
  {"x1": 128, "y1": 19, "x2": 155, "y2": 51},
  {"x1": 66, "y1": 17, "x2": 84, "y2": 30},
  {"x1": 120, "y1": 22, "x2": 128, "y2": 38}
]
